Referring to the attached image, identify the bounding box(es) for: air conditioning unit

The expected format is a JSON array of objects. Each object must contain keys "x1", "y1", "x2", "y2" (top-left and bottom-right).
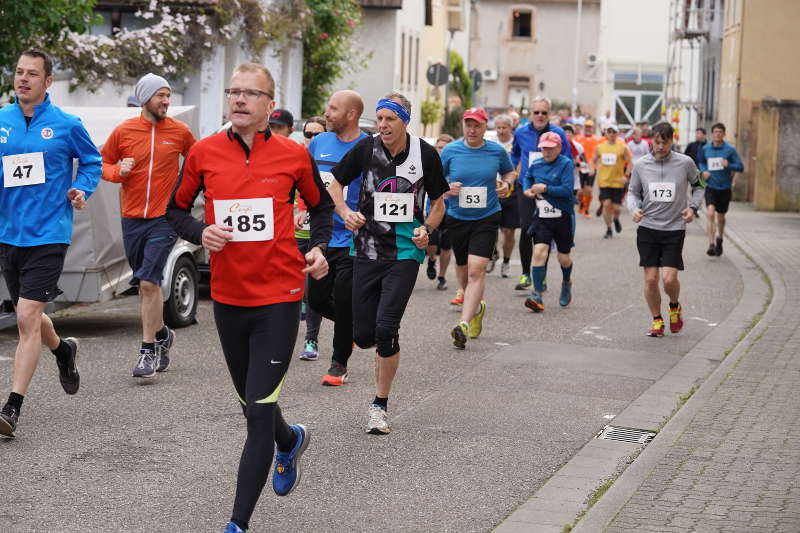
[
  {"x1": 447, "y1": 0, "x2": 463, "y2": 32},
  {"x1": 586, "y1": 53, "x2": 599, "y2": 67},
  {"x1": 482, "y1": 68, "x2": 498, "y2": 81}
]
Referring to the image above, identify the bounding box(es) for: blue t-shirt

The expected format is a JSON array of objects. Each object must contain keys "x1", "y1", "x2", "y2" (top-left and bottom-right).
[
  {"x1": 440, "y1": 139, "x2": 513, "y2": 221},
  {"x1": 308, "y1": 131, "x2": 367, "y2": 248},
  {"x1": 697, "y1": 141, "x2": 744, "y2": 191}
]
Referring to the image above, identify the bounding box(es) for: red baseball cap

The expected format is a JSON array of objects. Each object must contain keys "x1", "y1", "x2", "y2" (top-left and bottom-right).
[
  {"x1": 463, "y1": 107, "x2": 488, "y2": 123},
  {"x1": 538, "y1": 131, "x2": 562, "y2": 148}
]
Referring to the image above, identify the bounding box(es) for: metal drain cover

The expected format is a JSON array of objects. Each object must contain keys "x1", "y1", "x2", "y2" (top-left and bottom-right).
[{"x1": 597, "y1": 425, "x2": 656, "y2": 444}]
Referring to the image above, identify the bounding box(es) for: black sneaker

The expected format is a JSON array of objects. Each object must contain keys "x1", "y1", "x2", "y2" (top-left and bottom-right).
[
  {"x1": 614, "y1": 217, "x2": 622, "y2": 233},
  {"x1": 436, "y1": 277, "x2": 447, "y2": 290},
  {"x1": 0, "y1": 404, "x2": 19, "y2": 438},
  {"x1": 604, "y1": 228, "x2": 613, "y2": 239},
  {"x1": 426, "y1": 260, "x2": 437, "y2": 280},
  {"x1": 715, "y1": 237, "x2": 723, "y2": 256},
  {"x1": 56, "y1": 337, "x2": 80, "y2": 395},
  {"x1": 706, "y1": 243, "x2": 716, "y2": 256}
]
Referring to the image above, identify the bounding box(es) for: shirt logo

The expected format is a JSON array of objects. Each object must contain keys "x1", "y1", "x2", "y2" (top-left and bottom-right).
[
  {"x1": 162, "y1": 140, "x2": 174, "y2": 145},
  {"x1": 320, "y1": 153, "x2": 332, "y2": 158},
  {"x1": 408, "y1": 164, "x2": 417, "y2": 174},
  {"x1": 289, "y1": 288, "x2": 301, "y2": 294},
  {"x1": 41, "y1": 127, "x2": 54, "y2": 139},
  {"x1": 0, "y1": 127, "x2": 10, "y2": 136}
]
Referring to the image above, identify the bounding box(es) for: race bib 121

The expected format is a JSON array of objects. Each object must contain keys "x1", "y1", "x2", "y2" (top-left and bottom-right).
[
  {"x1": 374, "y1": 192, "x2": 414, "y2": 223},
  {"x1": 214, "y1": 198, "x2": 274, "y2": 242}
]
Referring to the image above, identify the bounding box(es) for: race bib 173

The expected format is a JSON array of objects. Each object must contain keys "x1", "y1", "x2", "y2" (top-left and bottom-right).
[
  {"x1": 214, "y1": 198, "x2": 274, "y2": 242},
  {"x1": 649, "y1": 182, "x2": 676, "y2": 203},
  {"x1": 3, "y1": 152, "x2": 46, "y2": 188}
]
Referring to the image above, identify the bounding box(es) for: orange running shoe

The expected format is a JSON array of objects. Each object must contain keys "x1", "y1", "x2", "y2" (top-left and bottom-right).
[
  {"x1": 669, "y1": 304, "x2": 683, "y2": 334},
  {"x1": 648, "y1": 317, "x2": 665, "y2": 337},
  {"x1": 321, "y1": 362, "x2": 348, "y2": 386},
  {"x1": 450, "y1": 288, "x2": 464, "y2": 306}
]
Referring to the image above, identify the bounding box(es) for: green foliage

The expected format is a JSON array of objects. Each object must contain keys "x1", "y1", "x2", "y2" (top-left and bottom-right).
[
  {"x1": 442, "y1": 107, "x2": 463, "y2": 139},
  {"x1": 449, "y1": 50, "x2": 472, "y2": 109},
  {"x1": 420, "y1": 99, "x2": 442, "y2": 136},
  {"x1": 302, "y1": 0, "x2": 366, "y2": 117},
  {"x1": 0, "y1": 0, "x2": 98, "y2": 95}
]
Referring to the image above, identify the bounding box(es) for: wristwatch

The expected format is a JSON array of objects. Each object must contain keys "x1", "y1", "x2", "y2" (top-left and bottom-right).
[
  {"x1": 423, "y1": 223, "x2": 434, "y2": 234},
  {"x1": 690, "y1": 206, "x2": 698, "y2": 216}
]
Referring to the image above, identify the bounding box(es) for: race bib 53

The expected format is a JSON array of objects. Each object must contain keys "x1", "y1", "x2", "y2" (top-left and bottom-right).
[{"x1": 459, "y1": 186, "x2": 487, "y2": 208}]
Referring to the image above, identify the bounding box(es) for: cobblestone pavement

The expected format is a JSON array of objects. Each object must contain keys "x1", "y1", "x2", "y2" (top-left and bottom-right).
[{"x1": 602, "y1": 205, "x2": 800, "y2": 533}]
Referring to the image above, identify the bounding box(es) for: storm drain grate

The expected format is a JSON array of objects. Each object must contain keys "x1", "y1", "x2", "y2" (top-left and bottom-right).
[{"x1": 597, "y1": 425, "x2": 656, "y2": 444}]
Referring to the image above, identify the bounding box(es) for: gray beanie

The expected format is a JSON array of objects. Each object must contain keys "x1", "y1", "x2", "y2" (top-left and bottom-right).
[{"x1": 134, "y1": 73, "x2": 170, "y2": 106}]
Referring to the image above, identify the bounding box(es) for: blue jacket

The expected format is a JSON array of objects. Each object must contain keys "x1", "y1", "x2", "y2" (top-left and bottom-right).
[
  {"x1": 697, "y1": 141, "x2": 744, "y2": 190},
  {"x1": 523, "y1": 154, "x2": 575, "y2": 214},
  {"x1": 0, "y1": 94, "x2": 101, "y2": 246},
  {"x1": 510, "y1": 122, "x2": 571, "y2": 177}
]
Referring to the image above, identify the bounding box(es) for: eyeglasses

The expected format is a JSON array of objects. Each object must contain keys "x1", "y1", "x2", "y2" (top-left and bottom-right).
[
  {"x1": 532, "y1": 111, "x2": 548, "y2": 116},
  {"x1": 303, "y1": 131, "x2": 323, "y2": 139},
  {"x1": 224, "y1": 88, "x2": 273, "y2": 100}
]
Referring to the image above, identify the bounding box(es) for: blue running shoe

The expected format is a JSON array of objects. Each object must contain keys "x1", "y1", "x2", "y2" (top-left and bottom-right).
[
  {"x1": 224, "y1": 522, "x2": 245, "y2": 533},
  {"x1": 272, "y1": 424, "x2": 310, "y2": 496},
  {"x1": 299, "y1": 340, "x2": 319, "y2": 361},
  {"x1": 559, "y1": 281, "x2": 572, "y2": 307}
]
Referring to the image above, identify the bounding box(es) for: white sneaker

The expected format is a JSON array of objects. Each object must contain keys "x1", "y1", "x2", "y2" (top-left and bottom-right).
[
  {"x1": 500, "y1": 261, "x2": 510, "y2": 278},
  {"x1": 366, "y1": 405, "x2": 390, "y2": 434}
]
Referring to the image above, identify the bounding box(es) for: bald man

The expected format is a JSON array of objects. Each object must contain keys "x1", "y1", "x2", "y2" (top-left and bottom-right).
[{"x1": 305, "y1": 90, "x2": 368, "y2": 386}]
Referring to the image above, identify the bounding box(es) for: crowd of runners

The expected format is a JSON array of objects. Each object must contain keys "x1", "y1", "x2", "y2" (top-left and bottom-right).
[{"x1": 0, "y1": 49, "x2": 744, "y2": 532}]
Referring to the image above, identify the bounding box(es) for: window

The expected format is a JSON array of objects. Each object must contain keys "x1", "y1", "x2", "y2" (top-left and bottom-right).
[
  {"x1": 425, "y1": 0, "x2": 433, "y2": 26},
  {"x1": 414, "y1": 37, "x2": 420, "y2": 89},
  {"x1": 512, "y1": 10, "x2": 532, "y2": 39},
  {"x1": 400, "y1": 32, "x2": 405, "y2": 86}
]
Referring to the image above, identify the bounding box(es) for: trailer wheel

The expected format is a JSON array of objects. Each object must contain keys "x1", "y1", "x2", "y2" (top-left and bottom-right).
[{"x1": 164, "y1": 255, "x2": 198, "y2": 328}]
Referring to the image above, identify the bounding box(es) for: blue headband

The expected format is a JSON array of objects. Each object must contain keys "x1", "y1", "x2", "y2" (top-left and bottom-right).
[{"x1": 376, "y1": 98, "x2": 411, "y2": 124}]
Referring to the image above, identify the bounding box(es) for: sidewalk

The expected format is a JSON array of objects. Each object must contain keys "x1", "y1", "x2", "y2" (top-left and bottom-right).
[{"x1": 574, "y1": 203, "x2": 800, "y2": 532}]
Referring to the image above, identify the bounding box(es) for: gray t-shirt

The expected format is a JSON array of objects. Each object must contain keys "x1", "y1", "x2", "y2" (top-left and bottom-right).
[{"x1": 627, "y1": 151, "x2": 704, "y2": 232}]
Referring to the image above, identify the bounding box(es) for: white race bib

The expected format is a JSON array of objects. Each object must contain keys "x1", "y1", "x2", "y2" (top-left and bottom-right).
[
  {"x1": 214, "y1": 198, "x2": 274, "y2": 242},
  {"x1": 3, "y1": 152, "x2": 46, "y2": 188},
  {"x1": 649, "y1": 182, "x2": 676, "y2": 203},
  {"x1": 601, "y1": 153, "x2": 617, "y2": 166},
  {"x1": 320, "y1": 170, "x2": 348, "y2": 204},
  {"x1": 528, "y1": 152, "x2": 543, "y2": 167},
  {"x1": 300, "y1": 211, "x2": 311, "y2": 231},
  {"x1": 459, "y1": 186, "x2": 487, "y2": 208},
  {"x1": 374, "y1": 192, "x2": 414, "y2": 223},
  {"x1": 536, "y1": 198, "x2": 562, "y2": 218},
  {"x1": 707, "y1": 157, "x2": 724, "y2": 171}
]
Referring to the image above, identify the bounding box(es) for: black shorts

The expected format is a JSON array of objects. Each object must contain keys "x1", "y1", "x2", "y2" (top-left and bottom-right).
[
  {"x1": 122, "y1": 216, "x2": 178, "y2": 286},
  {"x1": 446, "y1": 212, "x2": 501, "y2": 266},
  {"x1": 0, "y1": 243, "x2": 67, "y2": 304},
  {"x1": 352, "y1": 258, "x2": 419, "y2": 358},
  {"x1": 580, "y1": 173, "x2": 595, "y2": 188},
  {"x1": 529, "y1": 213, "x2": 573, "y2": 254},
  {"x1": 429, "y1": 217, "x2": 452, "y2": 251},
  {"x1": 705, "y1": 187, "x2": 732, "y2": 214},
  {"x1": 637, "y1": 226, "x2": 686, "y2": 270},
  {"x1": 517, "y1": 184, "x2": 536, "y2": 235},
  {"x1": 599, "y1": 187, "x2": 624, "y2": 204},
  {"x1": 500, "y1": 188, "x2": 520, "y2": 229}
]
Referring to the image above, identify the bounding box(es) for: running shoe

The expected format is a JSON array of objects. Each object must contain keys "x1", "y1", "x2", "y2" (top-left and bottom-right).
[
  {"x1": 706, "y1": 243, "x2": 717, "y2": 256},
  {"x1": 132, "y1": 348, "x2": 158, "y2": 378},
  {"x1": 486, "y1": 249, "x2": 499, "y2": 273},
  {"x1": 500, "y1": 262, "x2": 510, "y2": 278},
  {"x1": 715, "y1": 237, "x2": 723, "y2": 256},
  {"x1": 450, "y1": 288, "x2": 464, "y2": 305},
  {"x1": 272, "y1": 423, "x2": 310, "y2": 496},
  {"x1": 224, "y1": 523, "x2": 245, "y2": 533},
  {"x1": 436, "y1": 277, "x2": 448, "y2": 290},
  {"x1": 56, "y1": 337, "x2": 80, "y2": 395},
  {"x1": 582, "y1": 211, "x2": 592, "y2": 219},
  {"x1": 426, "y1": 259, "x2": 437, "y2": 280},
  {"x1": 614, "y1": 217, "x2": 622, "y2": 233},
  {"x1": 366, "y1": 404, "x2": 390, "y2": 434},
  {"x1": 524, "y1": 292, "x2": 544, "y2": 313},
  {"x1": 155, "y1": 327, "x2": 175, "y2": 372},
  {"x1": 0, "y1": 404, "x2": 18, "y2": 438},
  {"x1": 451, "y1": 322, "x2": 468, "y2": 349},
  {"x1": 559, "y1": 281, "x2": 572, "y2": 307},
  {"x1": 604, "y1": 228, "x2": 613, "y2": 239},
  {"x1": 321, "y1": 362, "x2": 348, "y2": 386},
  {"x1": 468, "y1": 301, "x2": 486, "y2": 339},
  {"x1": 515, "y1": 274, "x2": 531, "y2": 291},
  {"x1": 669, "y1": 304, "x2": 684, "y2": 334},
  {"x1": 596, "y1": 205, "x2": 603, "y2": 217},
  {"x1": 648, "y1": 318, "x2": 665, "y2": 337},
  {"x1": 299, "y1": 340, "x2": 319, "y2": 361}
]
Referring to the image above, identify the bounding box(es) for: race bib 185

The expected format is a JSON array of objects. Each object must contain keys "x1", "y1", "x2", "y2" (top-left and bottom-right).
[
  {"x1": 214, "y1": 198, "x2": 274, "y2": 242},
  {"x1": 707, "y1": 157, "x2": 724, "y2": 171},
  {"x1": 459, "y1": 186, "x2": 487, "y2": 208},
  {"x1": 3, "y1": 152, "x2": 46, "y2": 188},
  {"x1": 649, "y1": 182, "x2": 676, "y2": 203},
  {"x1": 374, "y1": 192, "x2": 414, "y2": 223}
]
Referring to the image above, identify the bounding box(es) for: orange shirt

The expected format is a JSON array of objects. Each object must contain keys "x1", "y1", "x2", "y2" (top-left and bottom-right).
[
  {"x1": 578, "y1": 134, "x2": 602, "y2": 164},
  {"x1": 101, "y1": 115, "x2": 195, "y2": 218}
]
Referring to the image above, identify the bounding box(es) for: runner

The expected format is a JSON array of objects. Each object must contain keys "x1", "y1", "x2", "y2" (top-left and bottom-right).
[
  {"x1": 684, "y1": 127, "x2": 707, "y2": 165},
  {"x1": 564, "y1": 124, "x2": 587, "y2": 203},
  {"x1": 268, "y1": 108, "x2": 294, "y2": 137},
  {"x1": 521, "y1": 132, "x2": 576, "y2": 313},
  {"x1": 426, "y1": 133, "x2": 454, "y2": 292},
  {"x1": 441, "y1": 108, "x2": 514, "y2": 349},
  {"x1": 327, "y1": 92, "x2": 448, "y2": 434},
  {"x1": 302, "y1": 116, "x2": 326, "y2": 146},
  {"x1": 101, "y1": 72, "x2": 196, "y2": 378},
  {"x1": 510, "y1": 96, "x2": 571, "y2": 291},
  {"x1": 166, "y1": 63, "x2": 333, "y2": 533},
  {"x1": 626, "y1": 126, "x2": 652, "y2": 163},
  {"x1": 304, "y1": 91, "x2": 367, "y2": 386},
  {"x1": 576, "y1": 119, "x2": 602, "y2": 218},
  {"x1": 697, "y1": 122, "x2": 744, "y2": 257},
  {"x1": 493, "y1": 114, "x2": 518, "y2": 279},
  {"x1": 627, "y1": 122, "x2": 703, "y2": 337},
  {"x1": 0, "y1": 49, "x2": 102, "y2": 438},
  {"x1": 590, "y1": 124, "x2": 632, "y2": 239}
]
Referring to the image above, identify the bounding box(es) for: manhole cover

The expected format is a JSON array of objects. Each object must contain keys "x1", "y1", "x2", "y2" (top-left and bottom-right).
[{"x1": 597, "y1": 425, "x2": 656, "y2": 444}]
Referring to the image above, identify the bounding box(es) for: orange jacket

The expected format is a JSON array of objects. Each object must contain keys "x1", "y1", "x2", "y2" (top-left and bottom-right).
[{"x1": 101, "y1": 115, "x2": 195, "y2": 218}]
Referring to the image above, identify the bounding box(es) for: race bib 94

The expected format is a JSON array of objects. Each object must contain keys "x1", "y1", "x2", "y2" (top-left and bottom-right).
[
  {"x1": 214, "y1": 198, "x2": 274, "y2": 242},
  {"x1": 536, "y1": 198, "x2": 561, "y2": 218},
  {"x1": 3, "y1": 152, "x2": 46, "y2": 188},
  {"x1": 459, "y1": 186, "x2": 487, "y2": 208},
  {"x1": 374, "y1": 192, "x2": 414, "y2": 223},
  {"x1": 649, "y1": 182, "x2": 676, "y2": 203}
]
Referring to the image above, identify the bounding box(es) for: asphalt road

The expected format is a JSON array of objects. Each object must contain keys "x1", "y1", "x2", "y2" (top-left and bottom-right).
[{"x1": 0, "y1": 213, "x2": 743, "y2": 532}]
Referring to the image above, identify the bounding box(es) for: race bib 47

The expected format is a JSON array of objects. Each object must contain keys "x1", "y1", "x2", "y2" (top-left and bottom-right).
[{"x1": 3, "y1": 152, "x2": 46, "y2": 188}]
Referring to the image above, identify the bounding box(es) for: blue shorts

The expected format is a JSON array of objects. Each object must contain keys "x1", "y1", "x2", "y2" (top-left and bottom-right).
[{"x1": 122, "y1": 216, "x2": 177, "y2": 286}]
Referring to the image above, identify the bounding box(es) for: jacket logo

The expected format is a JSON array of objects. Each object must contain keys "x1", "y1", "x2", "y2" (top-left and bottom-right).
[
  {"x1": 162, "y1": 140, "x2": 174, "y2": 145},
  {"x1": 0, "y1": 127, "x2": 10, "y2": 136},
  {"x1": 41, "y1": 127, "x2": 54, "y2": 139},
  {"x1": 408, "y1": 164, "x2": 416, "y2": 174}
]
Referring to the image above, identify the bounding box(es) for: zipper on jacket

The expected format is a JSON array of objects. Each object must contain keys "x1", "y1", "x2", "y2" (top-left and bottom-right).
[{"x1": 144, "y1": 123, "x2": 155, "y2": 218}]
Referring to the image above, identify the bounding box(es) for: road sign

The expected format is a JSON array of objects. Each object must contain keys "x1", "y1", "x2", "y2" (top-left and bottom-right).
[{"x1": 426, "y1": 63, "x2": 449, "y2": 87}]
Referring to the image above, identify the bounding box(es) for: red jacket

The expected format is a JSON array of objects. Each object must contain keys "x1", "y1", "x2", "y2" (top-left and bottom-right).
[{"x1": 167, "y1": 129, "x2": 333, "y2": 307}]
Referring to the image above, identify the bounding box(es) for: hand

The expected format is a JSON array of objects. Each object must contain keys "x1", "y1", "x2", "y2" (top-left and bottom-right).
[
  {"x1": 681, "y1": 207, "x2": 695, "y2": 223},
  {"x1": 67, "y1": 188, "x2": 86, "y2": 209},
  {"x1": 590, "y1": 169, "x2": 596, "y2": 177},
  {"x1": 343, "y1": 210, "x2": 366, "y2": 231},
  {"x1": 294, "y1": 211, "x2": 307, "y2": 231},
  {"x1": 412, "y1": 225, "x2": 429, "y2": 249},
  {"x1": 721, "y1": 159, "x2": 729, "y2": 168},
  {"x1": 531, "y1": 183, "x2": 546, "y2": 195},
  {"x1": 632, "y1": 208, "x2": 644, "y2": 223},
  {"x1": 448, "y1": 181, "x2": 462, "y2": 197},
  {"x1": 523, "y1": 187, "x2": 537, "y2": 199},
  {"x1": 495, "y1": 181, "x2": 510, "y2": 198},
  {"x1": 622, "y1": 176, "x2": 629, "y2": 186},
  {"x1": 303, "y1": 247, "x2": 329, "y2": 280},
  {"x1": 119, "y1": 158, "x2": 135, "y2": 178},
  {"x1": 702, "y1": 171, "x2": 710, "y2": 179},
  {"x1": 202, "y1": 224, "x2": 234, "y2": 252}
]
